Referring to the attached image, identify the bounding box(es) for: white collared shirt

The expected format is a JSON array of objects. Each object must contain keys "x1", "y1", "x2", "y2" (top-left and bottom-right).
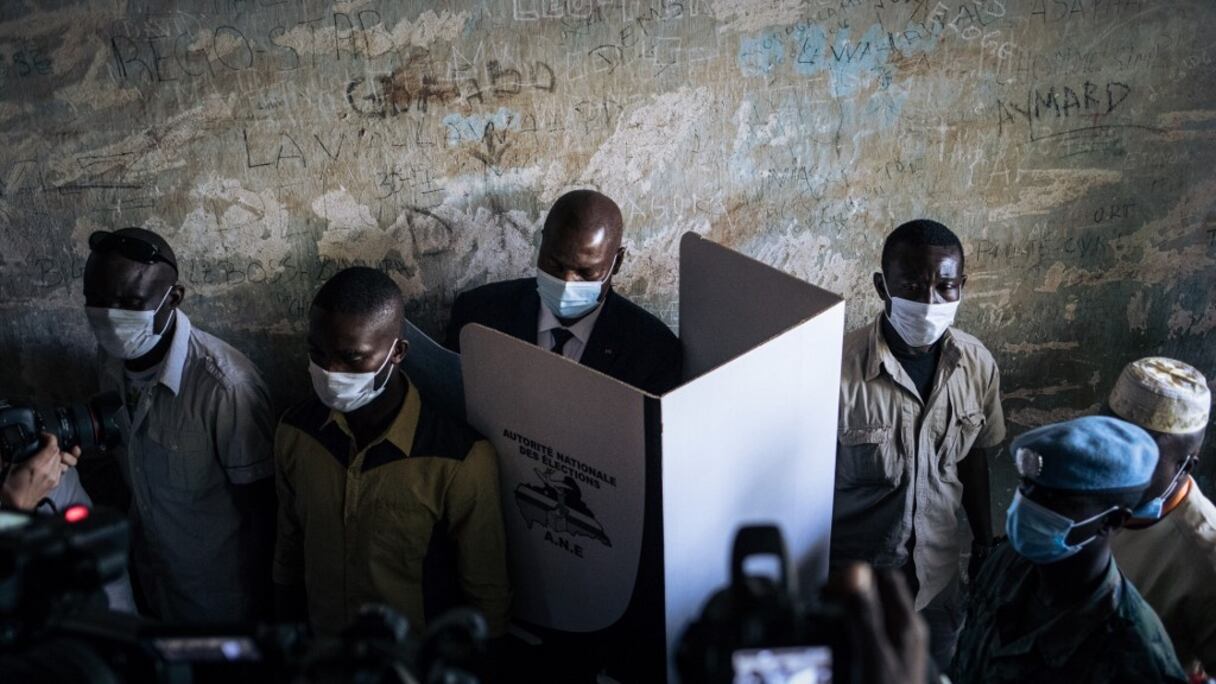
[
  {"x1": 98, "y1": 311, "x2": 274, "y2": 623},
  {"x1": 536, "y1": 300, "x2": 604, "y2": 362}
]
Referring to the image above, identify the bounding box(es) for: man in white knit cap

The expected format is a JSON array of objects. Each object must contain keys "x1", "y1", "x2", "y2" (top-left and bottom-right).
[{"x1": 1108, "y1": 357, "x2": 1214, "y2": 676}]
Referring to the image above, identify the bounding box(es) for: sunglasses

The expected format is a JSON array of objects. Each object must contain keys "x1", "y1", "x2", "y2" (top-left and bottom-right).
[{"x1": 88, "y1": 231, "x2": 178, "y2": 273}]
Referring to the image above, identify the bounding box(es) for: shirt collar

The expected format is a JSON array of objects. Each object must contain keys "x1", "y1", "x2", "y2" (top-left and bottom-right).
[
  {"x1": 538, "y1": 299, "x2": 604, "y2": 344},
  {"x1": 324, "y1": 372, "x2": 422, "y2": 458},
  {"x1": 101, "y1": 310, "x2": 191, "y2": 397},
  {"x1": 863, "y1": 312, "x2": 960, "y2": 383},
  {"x1": 157, "y1": 311, "x2": 191, "y2": 396},
  {"x1": 993, "y1": 555, "x2": 1122, "y2": 666}
]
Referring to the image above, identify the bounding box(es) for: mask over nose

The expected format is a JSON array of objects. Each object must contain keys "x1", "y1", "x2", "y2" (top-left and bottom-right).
[
  {"x1": 536, "y1": 255, "x2": 616, "y2": 320},
  {"x1": 882, "y1": 277, "x2": 960, "y2": 347},
  {"x1": 86, "y1": 287, "x2": 175, "y2": 360},
  {"x1": 1005, "y1": 489, "x2": 1118, "y2": 564},
  {"x1": 309, "y1": 340, "x2": 398, "y2": 413}
]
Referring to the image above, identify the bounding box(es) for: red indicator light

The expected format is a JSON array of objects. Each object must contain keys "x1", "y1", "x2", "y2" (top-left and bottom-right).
[{"x1": 64, "y1": 505, "x2": 90, "y2": 523}]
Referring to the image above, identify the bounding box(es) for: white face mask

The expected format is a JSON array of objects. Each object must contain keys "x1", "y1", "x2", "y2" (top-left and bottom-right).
[
  {"x1": 86, "y1": 288, "x2": 175, "y2": 360},
  {"x1": 882, "y1": 277, "x2": 960, "y2": 347},
  {"x1": 309, "y1": 340, "x2": 398, "y2": 413}
]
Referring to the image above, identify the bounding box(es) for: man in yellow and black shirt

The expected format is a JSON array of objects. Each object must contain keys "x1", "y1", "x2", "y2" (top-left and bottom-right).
[{"x1": 273, "y1": 267, "x2": 510, "y2": 636}]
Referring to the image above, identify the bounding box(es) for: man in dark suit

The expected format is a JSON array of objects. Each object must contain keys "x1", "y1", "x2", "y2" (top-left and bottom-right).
[{"x1": 444, "y1": 189, "x2": 682, "y2": 395}]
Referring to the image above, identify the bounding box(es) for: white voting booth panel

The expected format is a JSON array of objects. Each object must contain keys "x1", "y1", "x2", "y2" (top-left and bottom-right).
[
  {"x1": 662, "y1": 233, "x2": 844, "y2": 676},
  {"x1": 461, "y1": 232, "x2": 844, "y2": 680}
]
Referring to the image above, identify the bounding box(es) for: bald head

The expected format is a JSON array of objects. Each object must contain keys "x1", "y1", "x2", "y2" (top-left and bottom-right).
[
  {"x1": 544, "y1": 190, "x2": 623, "y2": 246},
  {"x1": 538, "y1": 190, "x2": 626, "y2": 288}
]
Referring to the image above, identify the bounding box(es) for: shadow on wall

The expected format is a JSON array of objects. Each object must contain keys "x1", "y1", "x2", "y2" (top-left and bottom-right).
[{"x1": 0, "y1": 336, "x2": 101, "y2": 404}]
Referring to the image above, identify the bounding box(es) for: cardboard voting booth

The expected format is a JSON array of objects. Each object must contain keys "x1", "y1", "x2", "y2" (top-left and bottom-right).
[{"x1": 460, "y1": 232, "x2": 844, "y2": 680}]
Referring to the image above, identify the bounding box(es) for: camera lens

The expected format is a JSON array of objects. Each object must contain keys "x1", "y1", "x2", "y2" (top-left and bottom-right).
[
  {"x1": 32, "y1": 392, "x2": 123, "y2": 454},
  {"x1": 87, "y1": 392, "x2": 122, "y2": 452}
]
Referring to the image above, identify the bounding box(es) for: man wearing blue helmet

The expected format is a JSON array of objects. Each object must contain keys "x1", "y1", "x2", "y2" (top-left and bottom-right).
[{"x1": 951, "y1": 415, "x2": 1186, "y2": 683}]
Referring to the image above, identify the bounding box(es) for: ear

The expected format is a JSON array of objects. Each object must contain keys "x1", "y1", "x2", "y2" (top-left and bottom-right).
[
  {"x1": 960, "y1": 273, "x2": 969, "y2": 290},
  {"x1": 168, "y1": 283, "x2": 185, "y2": 309},
  {"x1": 1182, "y1": 454, "x2": 1198, "y2": 474},
  {"x1": 1104, "y1": 508, "x2": 1132, "y2": 534},
  {"x1": 611, "y1": 246, "x2": 625, "y2": 276},
  {"x1": 872, "y1": 272, "x2": 887, "y2": 301},
  {"x1": 391, "y1": 338, "x2": 409, "y2": 365}
]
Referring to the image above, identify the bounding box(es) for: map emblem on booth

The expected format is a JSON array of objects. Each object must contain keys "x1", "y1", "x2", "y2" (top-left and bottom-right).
[{"x1": 516, "y1": 468, "x2": 612, "y2": 548}]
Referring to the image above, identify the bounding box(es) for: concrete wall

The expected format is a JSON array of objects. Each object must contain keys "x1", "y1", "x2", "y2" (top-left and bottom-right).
[{"x1": 1, "y1": 0, "x2": 1214, "y2": 504}]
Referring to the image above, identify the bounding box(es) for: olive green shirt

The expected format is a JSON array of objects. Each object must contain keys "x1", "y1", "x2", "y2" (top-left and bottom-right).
[
  {"x1": 951, "y1": 542, "x2": 1186, "y2": 684},
  {"x1": 273, "y1": 378, "x2": 511, "y2": 636}
]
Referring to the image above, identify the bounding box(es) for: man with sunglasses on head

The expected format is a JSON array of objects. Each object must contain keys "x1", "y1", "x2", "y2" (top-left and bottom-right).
[
  {"x1": 443, "y1": 189, "x2": 682, "y2": 395},
  {"x1": 84, "y1": 227, "x2": 276, "y2": 624},
  {"x1": 951, "y1": 416, "x2": 1186, "y2": 683},
  {"x1": 1106, "y1": 358, "x2": 1215, "y2": 676}
]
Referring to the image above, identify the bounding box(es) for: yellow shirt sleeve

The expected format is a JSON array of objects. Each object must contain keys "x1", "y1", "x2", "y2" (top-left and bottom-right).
[
  {"x1": 272, "y1": 422, "x2": 305, "y2": 587},
  {"x1": 444, "y1": 439, "x2": 512, "y2": 636}
]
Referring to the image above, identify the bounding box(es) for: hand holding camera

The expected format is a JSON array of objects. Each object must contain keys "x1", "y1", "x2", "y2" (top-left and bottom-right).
[
  {"x1": 1, "y1": 433, "x2": 81, "y2": 511},
  {"x1": 829, "y1": 563, "x2": 928, "y2": 684}
]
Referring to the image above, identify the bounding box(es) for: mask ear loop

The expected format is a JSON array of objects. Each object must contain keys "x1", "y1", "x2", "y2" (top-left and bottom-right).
[
  {"x1": 1159, "y1": 456, "x2": 1194, "y2": 503},
  {"x1": 151, "y1": 286, "x2": 176, "y2": 336},
  {"x1": 371, "y1": 339, "x2": 400, "y2": 392},
  {"x1": 597, "y1": 253, "x2": 620, "y2": 284},
  {"x1": 1069, "y1": 504, "x2": 1124, "y2": 547}
]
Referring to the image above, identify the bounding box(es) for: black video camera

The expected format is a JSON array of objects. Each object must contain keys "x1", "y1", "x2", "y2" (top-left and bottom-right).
[
  {"x1": 676, "y1": 524, "x2": 848, "y2": 684},
  {"x1": 0, "y1": 392, "x2": 122, "y2": 465},
  {"x1": 0, "y1": 506, "x2": 494, "y2": 683},
  {"x1": 0, "y1": 505, "x2": 130, "y2": 644}
]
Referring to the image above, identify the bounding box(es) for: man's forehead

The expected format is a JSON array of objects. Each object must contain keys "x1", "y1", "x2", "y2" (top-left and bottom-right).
[
  {"x1": 888, "y1": 245, "x2": 963, "y2": 273},
  {"x1": 1023, "y1": 481, "x2": 1105, "y2": 507},
  {"x1": 544, "y1": 221, "x2": 619, "y2": 254},
  {"x1": 309, "y1": 307, "x2": 397, "y2": 343},
  {"x1": 84, "y1": 252, "x2": 170, "y2": 290}
]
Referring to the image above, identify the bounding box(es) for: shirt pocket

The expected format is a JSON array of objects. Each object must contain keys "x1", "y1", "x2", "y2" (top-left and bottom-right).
[
  {"x1": 940, "y1": 409, "x2": 985, "y2": 482},
  {"x1": 837, "y1": 426, "x2": 901, "y2": 487},
  {"x1": 369, "y1": 499, "x2": 435, "y2": 583},
  {"x1": 148, "y1": 424, "x2": 221, "y2": 495}
]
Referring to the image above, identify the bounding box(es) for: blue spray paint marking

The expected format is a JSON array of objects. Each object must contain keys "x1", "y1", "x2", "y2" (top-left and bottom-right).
[
  {"x1": 824, "y1": 23, "x2": 890, "y2": 98},
  {"x1": 442, "y1": 107, "x2": 521, "y2": 145},
  {"x1": 737, "y1": 31, "x2": 785, "y2": 77},
  {"x1": 791, "y1": 24, "x2": 829, "y2": 77},
  {"x1": 738, "y1": 21, "x2": 943, "y2": 127}
]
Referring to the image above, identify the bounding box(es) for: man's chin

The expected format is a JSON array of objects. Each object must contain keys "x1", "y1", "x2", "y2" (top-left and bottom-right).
[{"x1": 1122, "y1": 517, "x2": 1164, "y2": 530}]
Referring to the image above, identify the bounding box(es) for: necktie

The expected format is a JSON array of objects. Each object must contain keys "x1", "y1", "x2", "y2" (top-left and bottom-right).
[{"x1": 550, "y1": 328, "x2": 575, "y2": 355}]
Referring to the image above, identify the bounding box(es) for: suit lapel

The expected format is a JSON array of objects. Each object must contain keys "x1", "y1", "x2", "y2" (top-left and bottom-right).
[
  {"x1": 580, "y1": 290, "x2": 622, "y2": 374},
  {"x1": 509, "y1": 279, "x2": 541, "y2": 345}
]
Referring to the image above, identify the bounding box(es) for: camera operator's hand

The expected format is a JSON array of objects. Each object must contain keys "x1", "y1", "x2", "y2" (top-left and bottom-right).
[
  {"x1": 835, "y1": 563, "x2": 929, "y2": 684},
  {"x1": 1, "y1": 433, "x2": 80, "y2": 511}
]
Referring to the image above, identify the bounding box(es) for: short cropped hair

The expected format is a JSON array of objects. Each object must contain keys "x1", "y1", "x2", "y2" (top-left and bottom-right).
[
  {"x1": 311, "y1": 267, "x2": 402, "y2": 320},
  {"x1": 881, "y1": 220, "x2": 964, "y2": 274}
]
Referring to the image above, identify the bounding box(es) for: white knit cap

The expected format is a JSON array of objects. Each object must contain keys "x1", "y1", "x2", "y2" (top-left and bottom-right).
[{"x1": 1109, "y1": 357, "x2": 1211, "y2": 435}]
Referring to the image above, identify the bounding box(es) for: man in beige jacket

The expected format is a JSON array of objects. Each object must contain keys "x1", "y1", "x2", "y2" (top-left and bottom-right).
[{"x1": 1108, "y1": 357, "x2": 1214, "y2": 677}]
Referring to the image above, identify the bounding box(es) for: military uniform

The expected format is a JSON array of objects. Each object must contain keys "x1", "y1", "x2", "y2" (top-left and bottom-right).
[{"x1": 951, "y1": 542, "x2": 1186, "y2": 684}]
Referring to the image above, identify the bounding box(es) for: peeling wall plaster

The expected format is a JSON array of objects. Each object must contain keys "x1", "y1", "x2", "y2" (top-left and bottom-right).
[{"x1": 1, "y1": 0, "x2": 1214, "y2": 494}]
